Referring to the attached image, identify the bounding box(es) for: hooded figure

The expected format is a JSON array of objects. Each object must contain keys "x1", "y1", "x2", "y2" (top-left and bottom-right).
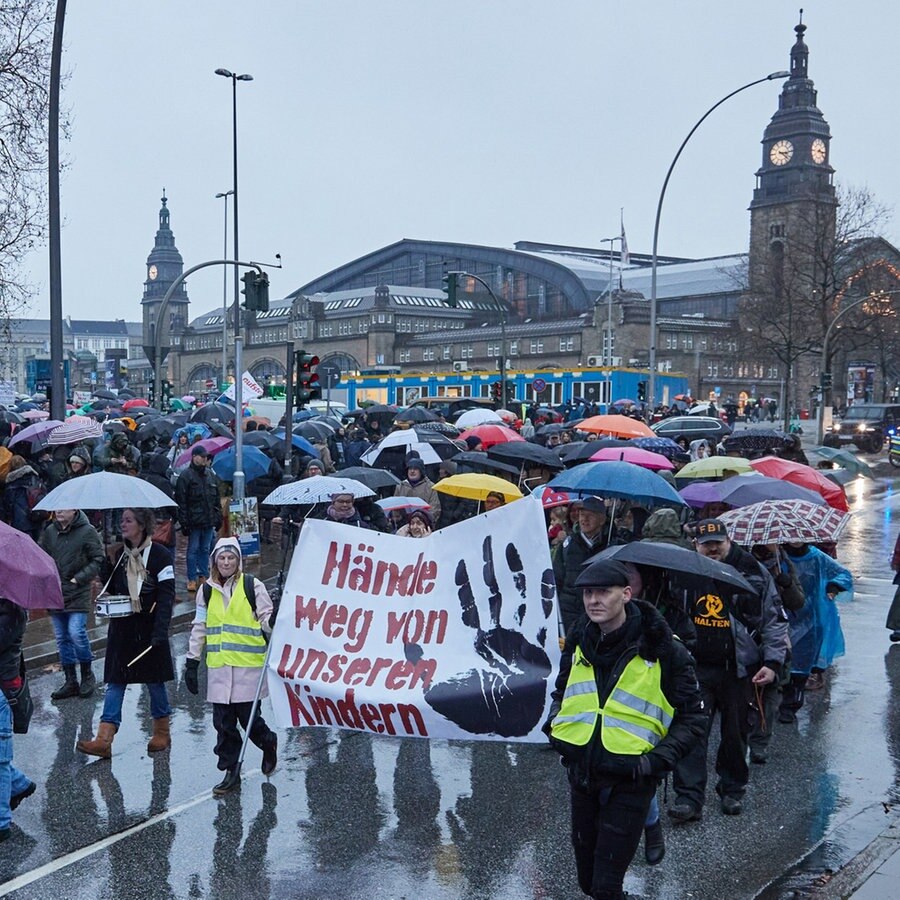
[
  {"x1": 394, "y1": 456, "x2": 441, "y2": 522},
  {"x1": 64, "y1": 446, "x2": 93, "y2": 480},
  {"x1": 184, "y1": 536, "x2": 278, "y2": 795}
]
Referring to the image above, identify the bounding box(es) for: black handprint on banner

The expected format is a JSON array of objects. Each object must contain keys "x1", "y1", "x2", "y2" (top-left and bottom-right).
[{"x1": 408, "y1": 535, "x2": 555, "y2": 737}]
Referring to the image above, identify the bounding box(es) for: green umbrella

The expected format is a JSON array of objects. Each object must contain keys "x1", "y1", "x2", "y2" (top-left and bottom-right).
[
  {"x1": 810, "y1": 446, "x2": 875, "y2": 479},
  {"x1": 168, "y1": 398, "x2": 190, "y2": 410}
]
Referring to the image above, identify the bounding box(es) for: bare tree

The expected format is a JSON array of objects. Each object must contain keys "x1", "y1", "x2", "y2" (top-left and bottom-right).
[
  {"x1": 739, "y1": 183, "x2": 895, "y2": 429},
  {"x1": 0, "y1": 0, "x2": 66, "y2": 329}
]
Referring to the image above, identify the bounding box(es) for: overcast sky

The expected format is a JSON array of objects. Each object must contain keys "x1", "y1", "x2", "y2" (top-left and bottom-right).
[{"x1": 20, "y1": 0, "x2": 899, "y2": 322}]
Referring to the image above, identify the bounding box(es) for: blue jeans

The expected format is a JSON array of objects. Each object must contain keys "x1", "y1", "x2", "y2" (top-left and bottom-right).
[
  {"x1": 187, "y1": 527, "x2": 216, "y2": 581},
  {"x1": 50, "y1": 611, "x2": 93, "y2": 666},
  {"x1": 1, "y1": 691, "x2": 31, "y2": 831},
  {"x1": 101, "y1": 682, "x2": 171, "y2": 728},
  {"x1": 645, "y1": 792, "x2": 660, "y2": 826}
]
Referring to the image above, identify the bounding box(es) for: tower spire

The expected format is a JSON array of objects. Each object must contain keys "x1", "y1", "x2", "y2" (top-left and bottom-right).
[{"x1": 790, "y1": 10, "x2": 809, "y2": 80}]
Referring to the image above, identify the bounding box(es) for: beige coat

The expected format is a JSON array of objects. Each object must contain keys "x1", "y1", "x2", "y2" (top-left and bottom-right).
[
  {"x1": 394, "y1": 477, "x2": 442, "y2": 522},
  {"x1": 187, "y1": 552, "x2": 273, "y2": 704}
]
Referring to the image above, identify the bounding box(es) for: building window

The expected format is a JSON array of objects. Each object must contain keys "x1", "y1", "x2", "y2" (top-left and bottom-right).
[
  {"x1": 529, "y1": 339, "x2": 543, "y2": 354},
  {"x1": 487, "y1": 342, "x2": 500, "y2": 357},
  {"x1": 681, "y1": 334, "x2": 693, "y2": 350},
  {"x1": 442, "y1": 345, "x2": 451, "y2": 360},
  {"x1": 559, "y1": 336, "x2": 574, "y2": 352},
  {"x1": 398, "y1": 350, "x2": 411, "y2": 363},
  {"x1": 664, "y1": 333, "x2": 677, "y2": 350},
  {"x1": 508, "y1": 341, "x2": 518, "y2": 356},
  {"x1": 423, "y1": 348, "x2": 435, "y2": 362},
  {"x1": 461, "y1": 345, "x2": 473, "y2": 359},
  {"x1": 707, "y1": 363, "x2": 718, "y2": 378}
]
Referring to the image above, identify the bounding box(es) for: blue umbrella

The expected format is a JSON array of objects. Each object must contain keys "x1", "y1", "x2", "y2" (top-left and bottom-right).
[
  {"x1": 632, "y1": 436, "x2": 685, "y2": 460},
  {"x1": 211, "y1": 445, "x2": 272, "y2": 484},
  {"x1": 271, "y1": 429, "x2": 320, "y2": 457},
  {"x1": 546, "y1": 461, "x2": 687, "y2": 508}
]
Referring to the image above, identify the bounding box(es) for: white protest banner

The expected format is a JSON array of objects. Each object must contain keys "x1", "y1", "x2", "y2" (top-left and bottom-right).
[
  {"x1": 222, "y1": 370, "x2": 264, "y2": 402},
  {"x1": 267, "y1": 500, "x2": 559, "y2": 742}
]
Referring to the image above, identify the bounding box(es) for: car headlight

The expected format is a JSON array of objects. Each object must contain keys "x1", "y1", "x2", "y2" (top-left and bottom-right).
[
  {"x1": 833, "y1": 423, "x2": 841, "y2": 432},
  {"x1": 857, "y1": 424, "x2": 867, "y2": 432}
]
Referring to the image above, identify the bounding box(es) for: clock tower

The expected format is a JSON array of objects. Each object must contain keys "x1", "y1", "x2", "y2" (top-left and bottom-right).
[
  {"x1": 141, "y1": 191, "x2": 189, "y2": 374},
  {"x1": 748, "y1": 16, "x2": 837, "y2": 294}
]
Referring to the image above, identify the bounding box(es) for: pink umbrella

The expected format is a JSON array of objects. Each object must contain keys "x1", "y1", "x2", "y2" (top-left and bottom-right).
[
  {"x1": 21, "y1": 409, "x2": 50, "y2": 421},
  {"x1": 461, "y1": 424, "x2": 526, "y2": 449},
  {"x1": 0, "y1": 520, "x2": 63, "y2": 609},
  {"x1": 175, "y1": 435, "x2": 234, "y2": 468},
  {"x1": 590, "y1": 446, "x2": 675, "y2": 471}
]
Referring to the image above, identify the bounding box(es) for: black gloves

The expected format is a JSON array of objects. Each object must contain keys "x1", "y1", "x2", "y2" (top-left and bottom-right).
[
  {"x1": 632, "y1": 755, "x2": 653, "y2": 781},
  {"x1": 185, "y1": 658, "x2": 200, "y2": 695}
]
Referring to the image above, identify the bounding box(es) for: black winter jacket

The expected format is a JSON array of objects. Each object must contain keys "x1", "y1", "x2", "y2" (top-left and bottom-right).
[
  {"x1": 552, "y1": 526, "x2": 618, "y2": 633},
  {"x1": 2, "y1": 465, "x2": 45, "y2": 540},
  {"x1": 0, "y1": 598, "x2": 26, "y2": 683},
  {"x1": 545, "y1": 601, "x2": 705, "y2": 793},
  {"x1": 175, "y1": 462, "x2": 222, "y2": 531},
  {"x1": 39, "y1": 511, "x2": 105, "y2": 613}
]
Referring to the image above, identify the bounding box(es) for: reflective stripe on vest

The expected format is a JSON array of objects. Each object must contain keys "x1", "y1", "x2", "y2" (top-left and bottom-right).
[
  {"x1": 550, "y1": 645, "x2": 675, "y2": 754},
  {"x1": 206, "y1": 577, "x2": 266, "y2": 668}
]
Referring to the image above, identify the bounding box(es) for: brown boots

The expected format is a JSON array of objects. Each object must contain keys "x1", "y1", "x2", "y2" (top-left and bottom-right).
[
  {"x1": 147, "y1": 717, "x2": 171, "y2": 753},
  {"x1": 76, "y1": 722, "x2": 117, "y2": 759}
]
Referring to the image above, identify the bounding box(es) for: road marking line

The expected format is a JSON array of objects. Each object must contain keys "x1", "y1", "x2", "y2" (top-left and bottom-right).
[{"x1": 0, "y1": 772, "x2": 259, "y2": 895}]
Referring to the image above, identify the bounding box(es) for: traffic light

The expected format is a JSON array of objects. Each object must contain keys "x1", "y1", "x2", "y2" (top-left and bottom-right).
[
  {"x1": 491, "y1": 381, "x2": 502, "y2": 403},
  {"x1": 442, "y1": 271, "x2": 458, "y2": 308},
  {"x1": 637, "y1": 380, "x2": 648, "y2": 402},
  {"x1": 161, "y1": 379, "x2": 172, "y2": 406},
  {"x1": 295, "y1": 350, "x2": 321, "y2": 407},
  {"x1": 148, "y1": 382, "x2": 156, "y2": 405},
  {"x1": 241, "y1": 270, "x2": 270, "y2": 312},
  {"x1": 820, "y1": 371, "x2": 833, "y2": 390},
  {"x1": 505, "y1": 381, "x2": 516, "y2": 403}
]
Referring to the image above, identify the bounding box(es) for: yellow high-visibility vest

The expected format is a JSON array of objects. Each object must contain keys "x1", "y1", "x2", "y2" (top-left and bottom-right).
[
  {"x1": 206, "y1": 577, "x2": 266, "y2": 669},
  {"x1": 550, "y1": 645, "x2": 674, "y2": 755}
]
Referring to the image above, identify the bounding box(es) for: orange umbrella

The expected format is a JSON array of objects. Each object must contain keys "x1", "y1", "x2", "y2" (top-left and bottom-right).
[
  {"x1": 577, "y1": 415, "x2": 654, "y2": 439},
  {"x1": 461, "y1": 424, "x2": 526, "y2": 449}
]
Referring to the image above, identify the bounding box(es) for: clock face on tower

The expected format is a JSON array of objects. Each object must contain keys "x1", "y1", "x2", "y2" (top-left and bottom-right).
[
  {"x1": 148, "y1": 264, "x2": 158, "y2": 280},
  {"x1": 769, "y1": 140, "x2": 794, "y2": 166},
  {"x1": 811, "y1": 138, "x2": 827, "y2": 164}
]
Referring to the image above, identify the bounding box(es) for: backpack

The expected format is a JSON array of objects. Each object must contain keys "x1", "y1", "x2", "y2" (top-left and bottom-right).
[
  {"x1": 202, "y1": 574, "x2": 259, "y2": 618},
  {"x1": 26, "y1": 482, "x2": 48, "y2": 522}
]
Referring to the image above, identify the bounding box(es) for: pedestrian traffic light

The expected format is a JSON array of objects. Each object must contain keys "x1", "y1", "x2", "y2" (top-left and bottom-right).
[
  {"x1": 491, "y1": 381, "x2": 502, "y2": 403},
  {"x1": 820, "y1": 371, "x2": 833, "y2": 390},
  {"x1": 148, "y1": 382, "x2": 156, "y2": 405},
  {"x1": 442, "y1": 271, "x2": 458, "y2": 308},
  {"x1": 241, "y1": 270, "x2": 270, "y2": 312},
  {"x1": 295, "y1": 350, "x2": 321, "y2": 407},
  {"x1": 637, "y1": 381, "x2": 648, "y2": 402},
  {"x1": 161, "y1": 379, "x2": 172, "y2": 406}
]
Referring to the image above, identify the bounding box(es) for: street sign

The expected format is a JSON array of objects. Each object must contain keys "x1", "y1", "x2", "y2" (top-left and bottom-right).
[
  {"x1": 532, "y1": 377, "x2": 547, "y2": 394},
  {"x1": 318, "y1": 361, "x2": 341, "y2": 390}
]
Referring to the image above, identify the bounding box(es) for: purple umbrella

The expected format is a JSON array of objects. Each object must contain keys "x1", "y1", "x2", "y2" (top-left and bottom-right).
[
  {"x1": 0, "y1": 520, "x2": 63, "y2": 609},
  {"x1": 678, "y1": 481, "x2": 732, "y2": 510},
  {"x1": 8, "y1": 419, "x2": 64, "y2": 451},
  {"x1": 175, "y1": 435, "x2": 234, "y2": 468}
]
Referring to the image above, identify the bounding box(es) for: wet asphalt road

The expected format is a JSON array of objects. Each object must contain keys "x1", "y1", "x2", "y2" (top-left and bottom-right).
[{"x1": 2, "y1": 471, "x2": 899, "y2": 899}]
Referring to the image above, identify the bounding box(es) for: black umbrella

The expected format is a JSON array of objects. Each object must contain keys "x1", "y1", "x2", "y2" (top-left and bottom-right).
[
  {"x1": 88, "y1": 398, "x2": 117, "y2": 409},
  {"x1": 335, "y1": 466, "x2": 401, "y2": 491},
  {"x1": 451, "y1": 451, "x2": 520, "y2": 478},
  {"x1": 722, "y1": 430, "x2": 789, "y2": 453},
  {"x1": 535, "y1": 423, "x2": 566, "y2": 436},
  {"x1": 191, "y1": 403, "x2": 235, "y2": 425},
  {"x1": 244, "y1": 430, "x2": 282, "y2": 452},
  {"x1": 102, "y1": 421, "x2": 130, "y2": 435},
  {"x1": 415, "y1": 420, "x2": 461, "y2": 437},
  {"x1": 362, "y1": 403, "x2": 398, "y2": 415},
  {"x1": 92, "y1": 389, "x2": 118, "y2": 401},
  {"x1": 596, "y1": 541, "x2": 752, "y2": 592},
  {"x1": 135, "y1": 418, "x2": 179, "y2": 441},
  {"x1": 293, "y1": 421, "x2": 333, "y2": 442},
  {"x1": 560, "y1": 439, "x2": 632, "y2": 465},
  {"x1": 487, "y1": 442, "x2": 564, "y2": 470},
  {"x1": 208, "y1": 421, "x2": 235, "y2": 439},
  {"x1": 0, "y1": 409, "x2": 24, "y2": 424},
  {"x1": 394, "y1": 407, "x2": 439, "y2": 424},
  {"x1": 117, "y1": 389, "x2": 136, "y2": 400}
]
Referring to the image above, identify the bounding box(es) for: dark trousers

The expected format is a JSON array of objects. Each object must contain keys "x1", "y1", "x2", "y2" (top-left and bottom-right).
[
  {"x1": 780, "y1": 674, "x2": 808, "y2": 713},
  {"x1": 212, "y1": 702, "x2": 275, "y2": 771},
  {"x1": 570, "y1": 782, "x2": 655, "y2": 899},
  {"x1": 673, "y1": 662, "x2": 750, "y2": 808}
]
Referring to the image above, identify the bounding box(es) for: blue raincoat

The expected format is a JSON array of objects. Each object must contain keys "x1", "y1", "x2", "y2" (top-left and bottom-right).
[{"x1": 785, "y1": 546, "x2": 853, "y2": 674}]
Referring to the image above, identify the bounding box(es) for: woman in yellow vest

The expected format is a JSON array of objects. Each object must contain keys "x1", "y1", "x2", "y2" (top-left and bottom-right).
[
  {"x1": 184, "y1": 536, "x2": 278, "y2": 796},
  {"x1": 544, "y1": 558, "x2": 704, "y2": 900}
]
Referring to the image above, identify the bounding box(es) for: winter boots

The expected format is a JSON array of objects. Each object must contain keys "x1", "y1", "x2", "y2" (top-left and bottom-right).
[
  {"x1": 51, "y1": 664, "x2": 80, "y2": 700},
  {"x1": 213, "y1": 767, "x2": 241, "y2": 796},
  {"x1": 261, "y1": 735, "x2": 278, "y2": 776},
  {"x1": 76, "y1": 722, "x2": 117, "y2": 759},
  {"x1": 147, "y1": 717, "x2": 171, "y2": 753},
  {"x1": 79, "y1": 662, "x2": 97, "y2": 698}
]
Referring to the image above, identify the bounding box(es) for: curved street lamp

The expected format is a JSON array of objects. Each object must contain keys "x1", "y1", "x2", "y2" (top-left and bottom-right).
[{"x1": 648, "y1": 70, "x2": 790, "y2": 410}]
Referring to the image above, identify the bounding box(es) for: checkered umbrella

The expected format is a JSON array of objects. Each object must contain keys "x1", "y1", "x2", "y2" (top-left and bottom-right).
[{"x1": 718, "y1": 499, "x2": 851, "y2": 546}]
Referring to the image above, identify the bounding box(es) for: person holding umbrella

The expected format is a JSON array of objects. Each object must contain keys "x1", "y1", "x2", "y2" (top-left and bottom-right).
[
  {"x1": 1, "y1": 596, "x2": 34, "y2": 842},
  {"x1": 77, "y1": 508, "x2": 176, "y2": 760},
  {"x1": 175, "y1": 447, "x2": 223, "y2": 593},
  {"x1": 394, "y1": 456, "x2": 441, "y2": 523},
  {"x1": 184, "y1": 537, "x2": 277, "y2": 796}
]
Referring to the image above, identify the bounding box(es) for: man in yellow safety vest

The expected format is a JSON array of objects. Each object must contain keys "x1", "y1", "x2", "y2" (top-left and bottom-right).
[{"x1": 545, "y1": 558, "x2": 704, "y2": 899}]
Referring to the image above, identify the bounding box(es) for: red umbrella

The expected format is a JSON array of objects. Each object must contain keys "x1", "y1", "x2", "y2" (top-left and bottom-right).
[
  {"x1": 749, "y1": 456, "x2": 850, "y2": 512},
  {"x1": 590, "y1": 446, "x2": 674, "y2": 471},
  {"x1": 533, "y1": 486, "x2": 574, "y2": 509},
  {"x1": 0, "y1": 520, "x2": 63, "y2": 609},
  {"x1": 122, "y1": 398, "x2": 149, "y2": 411},
  {"x1": 175, "y1": 435, "x2": 234, "y2": 468},
  {"x1": 460, "y1": 424, "x2": 526, "y2": 449}
]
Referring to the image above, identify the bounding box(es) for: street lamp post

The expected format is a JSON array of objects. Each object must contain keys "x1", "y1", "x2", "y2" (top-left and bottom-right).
[
  {"x1": 816, "y1": 291, "x2": 897, "y2": 443},
  {"x1": 215, "y1": 190, "x2": 234, "y2": 391},
  {"x1": 648, "y1": 70, "x2": 789, "y2": 410},
  {"x1": 215, "y1": 67, "x2": 253, "y2": 503}
]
